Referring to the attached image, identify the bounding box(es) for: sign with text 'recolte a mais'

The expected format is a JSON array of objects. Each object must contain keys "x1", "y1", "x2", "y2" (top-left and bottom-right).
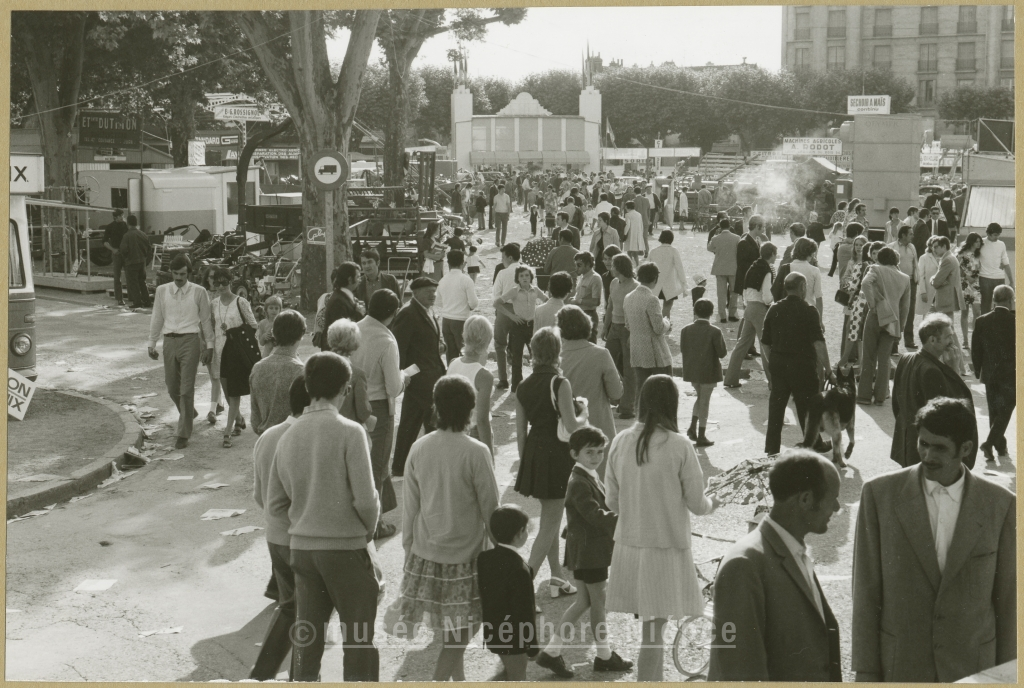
[
  {"x1": 847, "y1": 95, "x2": 891, "y2": 115},
  {"x1": 781, "y1": 137, "x2": 843, "y2": 156},
  {"x1": 8, "y1": 368, "x2": 37, "y2": 420},
  {"x1": 78, "y1": 112, "x2": 141, "y2": 148}
]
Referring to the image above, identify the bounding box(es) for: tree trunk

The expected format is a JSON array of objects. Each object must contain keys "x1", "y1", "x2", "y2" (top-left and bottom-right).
[
  {"x1": 234, "y1": 10, "x2": 381, "y2": 308},
  {"x1": 167, "y1": 86, "x2": 199, "y2": 167},
  {"x1": 382, "y1": 67, "x2": 410, "y2": 187}
]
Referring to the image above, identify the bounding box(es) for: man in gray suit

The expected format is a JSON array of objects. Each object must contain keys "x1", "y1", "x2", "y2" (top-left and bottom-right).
[
  {"x1": 708, "y1": 450, "x2": 843, "y2": 681},
  {"x1": 853, "y1": 397, "x2": 1016, "y2": 682}
]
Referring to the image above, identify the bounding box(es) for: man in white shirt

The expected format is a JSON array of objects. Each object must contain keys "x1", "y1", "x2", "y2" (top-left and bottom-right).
[
  {"x1": 724, "y1": 242, "x2": 776, "y2": 388},
  {"x1": 889, "y1": 225, "x2": 920, "y2": 350},
  {"x1": 978, "y1": 222, "x2": 1014, "y2": 313},
  {"x1": 788, "y1": 237, "x2": 824, "y2": 317},
  {"x1": 852, "y1": 398, "x2": 1015, "y2": 682},
  {"x1": 434, "y1": 250, "x2": 479, "y2": 365},
  {"x1": 708, "y1": 450, "x2": 842, "y2": 681},
  {"x1": 492, "y1": 243, "x2": 522, "y2": 390},
  {"x1": 147, "y1": 254, "x2": 214, "y2": 449},
  {"x1": 589, "y1": 193, "x2": 614, "y2": 234},
  {"x1": 492, "y1": 183, "x2": 512, "y2": 247}
]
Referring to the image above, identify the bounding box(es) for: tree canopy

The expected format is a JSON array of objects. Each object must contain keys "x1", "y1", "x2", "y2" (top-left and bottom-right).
[{"x1": 938, "y1": 85, "x2": 1015, "y2": 121}]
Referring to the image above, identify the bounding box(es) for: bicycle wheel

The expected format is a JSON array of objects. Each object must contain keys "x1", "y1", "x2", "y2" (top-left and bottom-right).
[{"x1": 672, "y1": 613, "x2": 714, "y2": 679}]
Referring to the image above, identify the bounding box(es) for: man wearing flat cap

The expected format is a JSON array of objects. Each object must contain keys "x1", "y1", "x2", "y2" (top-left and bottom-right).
[{"x1": 390, "y1": 276, "x2": 445, "y2": 477}]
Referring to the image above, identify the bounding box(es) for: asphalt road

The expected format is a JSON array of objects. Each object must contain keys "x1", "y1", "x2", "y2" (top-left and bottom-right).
[{"x1": 6, "y1": 208, "x2": 1015, "y2": 681}]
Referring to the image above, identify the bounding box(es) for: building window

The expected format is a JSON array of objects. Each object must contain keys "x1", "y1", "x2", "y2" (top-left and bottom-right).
[
  {"x1": 794, "y1": 47, "x2": 811, "y2": 72},
  {"x1": 874, "y1": 8, "x2": 892, "y2": 37},
  {"x1": 1003, "y1": 6, "x2": 1014, "y2": 32},
  {"x1": 920, "y1": 6, "x2": 939, "y2": 35},
  {"x1": 1000, "y1": 76, "x2": 1014, "y2": 90},
  {"x1": 919, "y1": 79, "x2": 937, "y2": 105},
  {"x1": 827, "y1": 9, "x2": 846, "y2": 38},
  {"x1": 1001, "y1": 39, "x2": 1014, "y2": 69},
  {"x1": 471, "y1": 123, "x2": 488, "y2": 151},
  {"x1": 919, "y1": 44, "x2": 938, "y2": 72},
  {"x1": 957, "y1": 79, "x2": 975, "y2": 88},
  {"x1": 873, "y1": 45, "x2": 892, "y2": 71},
  {"x1": 794, "y1": 7, "x2": 811, "y2": 40},
  {"x1": 827, "y1": 46, "x2": 845, "y2": 71},
  {"x1": 956, "y1": 6, "x2": 977, "y2": 33},
  {"x1": 956, "y1": 42, "x2": 976, "y2": 70}
]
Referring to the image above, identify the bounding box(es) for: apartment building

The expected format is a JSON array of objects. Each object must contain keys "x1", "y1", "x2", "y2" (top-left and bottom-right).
[{"x1": 781, "y1": 5, "x2": 1015, "y2": 116}]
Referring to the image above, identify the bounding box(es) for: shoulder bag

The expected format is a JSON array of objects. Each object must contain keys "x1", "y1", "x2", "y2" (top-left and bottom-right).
[
  {"x1": 225, "y1": 298, "x2": 263, "y2": 371},
  {"x1": 549, "y1": 375, "x2": 588, "y2": 443}
]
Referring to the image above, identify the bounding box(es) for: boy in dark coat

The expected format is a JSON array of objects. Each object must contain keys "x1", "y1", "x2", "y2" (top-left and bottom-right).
[
  {"x1": 679, "y1": 298, "x2": 727, "y2": 447},
  {"x1": 478, "y1": 505, "x2": 538, "y2": 680},
  {"x1": 535, "y1": 427, "x2": 633, "y2": 677}
]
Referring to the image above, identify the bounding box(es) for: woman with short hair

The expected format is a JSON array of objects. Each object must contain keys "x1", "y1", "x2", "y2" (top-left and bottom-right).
[
  {"x1": 514, "y1": 327, "x2": 585, "y2": 594},
  {"x1": 211, "y1": 267, "x2": 258, "y2": 448},
  {"x1": 446, "y1": 315, "x2": 495, "y2": 457},
  {"x1": 648, "y1": 230, "x2": 688, "y2": 319},
  {"x1": 327, "y1": 318, "x2": 373, "y2": 428},
  {"x1": 606, "y1": 375, "x2": 721, "y2": 681},
  {"x1": 399, "y1": 375, "x2": 500, "y2": 681},
  {"x1": 956, "y1": 232, "x2": 983, "y2": 346}
]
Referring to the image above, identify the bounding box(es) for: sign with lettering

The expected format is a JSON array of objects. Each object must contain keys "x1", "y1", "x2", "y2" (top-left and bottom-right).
[
  {"x1": 306, "y1": 226, "x2": 326, "y2": 245},
  {"x1": 188, "y1": 140, "x2": 207, "y2": 166},
  {"x1": 601, "y1": 148, "x2": 649, "y2": 161},
  {"x1": 254, "y1": 147, "x2": 301, "y2": 161},
  {"x1": 847, "y1": 95, "x2": 892, "y2": 115},
  {"x1": 79, "y1": 111, "x2": 141, "y2": 147},
  {"x1": 214, "y1": 104, "x2": 271, "y2": 122},
  {"x1": 8, "y1": 368, "x2": 37, "y2": 420},
  {"x1": 10, "y1": 155, "x2": 45, "y2": 194},
  {"x1": 782, "y1": 137, "x2": 843, "y2": 155}
]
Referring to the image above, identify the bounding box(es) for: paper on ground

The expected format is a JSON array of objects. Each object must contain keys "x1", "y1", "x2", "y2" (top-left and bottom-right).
[
  {"x1": 167, "y1": 476, "x2": 194, "y2": 481},
  {"x1": 7, "y1": 510, "x2": 50, "y2": 523},
  {"x1": 139, "y1": 626, "x2": 183, "y2": 637},
  {"x1": 152, "y1": 453, "x2": 184, "y2": 462},
  {"x1": 75, "y1": 579, "x2": 117, "y2": 592},
  {"x1": 201, "y1": 508, "x2": 245, "y2": 521},
  {"x1": 69, "y1": 494, "x2": 94, "y2": 503},
  {"x1": 221, "y1": 526, "x2": 263, "y2": 536},
  {"x1": 134, "y1": 392, "x2": 158, "y2": 399},
  {"x1": 136, "y1": 406, "x2": 159, "y2": 414},
  {"x1": 200, "y1": 482, "x2": 230, "y2": 490}
]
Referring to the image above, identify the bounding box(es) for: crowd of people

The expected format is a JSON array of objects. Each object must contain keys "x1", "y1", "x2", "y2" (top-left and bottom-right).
[{"x1": 140, "y1": 167, "x2": 1015, "y2": 682}]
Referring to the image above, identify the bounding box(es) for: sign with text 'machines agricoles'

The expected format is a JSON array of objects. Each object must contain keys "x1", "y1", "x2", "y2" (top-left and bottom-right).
[
  {"x1": 847, "y1": 95, "x2": 892, "y2": 115},
  {"x1": 781, "y1": 137, "x2": 843, "y2": 156},
  {"x1": 78, "y1": 111, "x2": 141, "y2": 148},
  {"x1": 8, "y1": 368, "x2": 37, "y2": 420}
]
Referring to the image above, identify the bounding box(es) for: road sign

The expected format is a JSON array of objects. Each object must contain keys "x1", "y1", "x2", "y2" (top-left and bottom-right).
[
  {"x1": 307, "y1": 149, "x2": 349, "y2": 190},
  {"x1": 78, "y1": 111, "x2": 141, "y2": 148},
  {"x1": 8, "y1": 368, "x2": 37, "y2": 420},
  {"x1": 782, "y1": 137, "x2": 843, "y2": 155},
  {"x1": 847, "y1": 95, "x2": 891, "y2": 115},
  {"x1": 10, "y1": 155, "x2": 45, "y2": 194},
  {"x1": 306, "y1": 226, "x2": 326, "y2": 245},
  {"x1": 213, "y1": 104, "x2": 271, "y2": 122}
]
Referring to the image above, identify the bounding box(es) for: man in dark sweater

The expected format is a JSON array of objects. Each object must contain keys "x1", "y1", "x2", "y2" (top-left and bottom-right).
[
  {"x1": 267, "y1": 352, "x2": 381, "y2": 681},
  {"x1": 103, "y1": 208, "x2": 130, "y2": 305},
  {"x1": 119, "y1": 215, "x2": 152, "y2": 308},
  {"x1": 971, "y1": 285, "x2": 1016, "y2": 461}
]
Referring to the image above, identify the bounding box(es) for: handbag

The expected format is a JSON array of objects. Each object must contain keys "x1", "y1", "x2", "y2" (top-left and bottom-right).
[
  {"x1": 549, "y1": 375, "x2": 588, "y2": 443},
  {"x1": 834, "y1": 288, "x2": 852, "y2": 307},
  {"x1": 225, "y1": 298, "x2": 263, "y2": 371}
]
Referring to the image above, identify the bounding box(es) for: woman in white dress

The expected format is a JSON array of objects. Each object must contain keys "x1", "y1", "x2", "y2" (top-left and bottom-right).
[
  {"x1": 623, "y1": 199, "x2": 647, "y2": 264},
  {"x1": 446, "y1": 315, "x2": 495, "y2": 459},
  {"x1": 606, "y1": 375, "x2": 721, "y2": 681},
  {"x1": 199, "y1": 267, "x2": 223, "y2": 425},
  {"x1": 210, "y1": 267, "x2": 259, "y2": 448},
  {"x1": 648, "y1": 230, "x2": 688, "y2": 319}
]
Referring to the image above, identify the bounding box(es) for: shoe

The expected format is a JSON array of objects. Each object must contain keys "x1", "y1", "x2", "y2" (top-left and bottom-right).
[
  {"x1": 594, "y1": 651, "x2": 633, "y2": 672},
  {"x1": 511, "y1": 382, "x2": 519, "y2": 393},
  {"x1": 117, "y1": 301, "x2": 125, "y2": 306},
  {"x1": 728, "y1": 316, "x2": 740, "y2": 322},
  {"x1": 856, "y1": 399, "x2": 873, "y2": 406},
  {"x1": 535, "y1": 651, "x2": 575, "y2": 679},
  {"x1": 724, "y1": 382, "x2": 741, "y2": 389},
  {"x1": 222, "y1": 436, "x2": 232, "y2": 448},
  {"x1": 193, "y1": 409, "x2": 199, "y2": 419},
  {"x1": 813, "y1": 440, "x2": 833, "y2": 453},
  {"x1": 495, "y1": 380, "x2": 510, "y2": 390},
  {"x1": 873, "y1": 400, "x2": 885, "y2": 406},
  {"x1": 231, "y1": 425, "x2": 242, "y2": 436},
  {"x1": 745, "y1": 353, "x2": 757, "y2": 360},
  {"x1": 981, "y1": 442, "x2": 995, "y2": 462},
  {"x1": 549, "y1": 577, "x2": 577, "y2": 598},
  {"x1": 217, "y1": 404, "x2": 225, "y2": 414},
  {"x1": 207, "y1": 411, "x2": 217, "y2": 425},
  {"x1": 374, "y1": 522, "x2": 397, "y2": 539},
  {"x1": 687, "y1": 427, "x2": 698, "y2": 441},
  {"x1": 264, "y1": 583, "x2": 280, "y2": 602},
  {"x1": 616, "y1": 411, "x2": 635, "y2": 420},
  {"x1": 720, "y1": 318, "x2": 728, "y2": 323},
  {"x1": 997, "y1": 448, "x2": 1011, "y2": 461},
  {"x1": 235, "y1": 417, "x2": 246, "y2": 430},
  {"x1": 905, "y1": 344, "x2": 918, "y2": 350},
  {"x1": 696, "y1": 434, "x2": 715, "y2": 447},
  {"x1": 174, "y1": 437, "x2": 188, "y2": 449}
]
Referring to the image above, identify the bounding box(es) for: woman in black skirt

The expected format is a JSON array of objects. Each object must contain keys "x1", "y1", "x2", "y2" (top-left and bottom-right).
[
  {"x1": 210, "y1": 267, "x2": 259, "y2": 448},
  {"x1": 514, "y1": 326, "x2": 584, "y2": 598}
]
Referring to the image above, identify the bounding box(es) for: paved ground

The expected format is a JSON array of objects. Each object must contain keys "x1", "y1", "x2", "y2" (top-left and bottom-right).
[{"x1": 6, "y1": 208, "x2": 1016, "y2": 681}]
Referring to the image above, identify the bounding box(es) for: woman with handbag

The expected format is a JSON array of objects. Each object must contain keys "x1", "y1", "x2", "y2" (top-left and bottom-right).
[
  {"x1": 514, "y1": 326, "x2": 587, "y2": 596},
  {"x1": 210, "y1": 267, "x2": 260, "y2": 448}
]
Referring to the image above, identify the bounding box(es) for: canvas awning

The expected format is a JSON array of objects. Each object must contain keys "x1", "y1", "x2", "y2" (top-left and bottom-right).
[{"x1": 809, "y1": 156, "x2": 849, "y2": 175}]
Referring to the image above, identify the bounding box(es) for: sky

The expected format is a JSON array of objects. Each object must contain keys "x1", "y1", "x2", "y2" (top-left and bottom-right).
[{"x1": 327, "y1": 6, "x2": 783, "y2": 82}]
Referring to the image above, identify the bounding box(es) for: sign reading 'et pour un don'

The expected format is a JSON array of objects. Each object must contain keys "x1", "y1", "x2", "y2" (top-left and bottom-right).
[{"x1": 78, "y1": 112, "x2": 141, "y2": 148}]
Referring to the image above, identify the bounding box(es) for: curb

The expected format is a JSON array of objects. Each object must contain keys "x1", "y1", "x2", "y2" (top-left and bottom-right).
[{"x1": 7, "y1": 390, "x2": 145, "y2": 519}]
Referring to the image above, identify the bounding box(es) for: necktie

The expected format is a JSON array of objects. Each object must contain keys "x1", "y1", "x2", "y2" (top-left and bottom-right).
[{"x1": 934, "y1": 487, "x2": 955, "y2": 572}]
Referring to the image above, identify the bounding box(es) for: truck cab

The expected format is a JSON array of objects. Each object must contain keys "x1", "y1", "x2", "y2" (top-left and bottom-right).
[{"x1": 9, "y1": 154, "x2": 42, "y2": 380}]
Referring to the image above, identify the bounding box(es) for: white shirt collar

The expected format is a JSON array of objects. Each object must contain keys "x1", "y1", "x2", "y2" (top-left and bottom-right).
[
  {"x1": 169, "y1": 280, "x2": 188, "y2": 295},
  {"x1": 576, "y1": 464, "x2": 601, "y2": 482},
  {"x1": 923, "y1": 467, "x2": 966, "y2": 503},
  {"x1": 764, "y1": 515, "x2": 807, "y2": 558}
]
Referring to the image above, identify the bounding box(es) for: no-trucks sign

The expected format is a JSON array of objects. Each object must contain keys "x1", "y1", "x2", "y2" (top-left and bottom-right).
[{"x1": 8, "y1": 368, "x2": 37, "y2": 420}]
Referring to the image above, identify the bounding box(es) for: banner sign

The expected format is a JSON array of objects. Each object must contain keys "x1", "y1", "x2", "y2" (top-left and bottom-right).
[
  {"x1": 8, "y1": 368, "x2": 37, "y2": 420},
  {"x1": 782, "y1": 137, "x2": 843, "y2": 155},
  {"x1": 253, "y1": 147, "x2": 301, "y2": 161},
  {"x1": 213, "y1": 104, "x2": 271, "y2": 122},
  {"x1": 601, "y1": 147, "x2": 649, "y2": 161},
  {"x1": 79, "y1": 112, "x2": 141, "y2": 148},
  {"x1": 847, "y1": 95, "x2": 891, "y2": 115},
  {"x1": 188, "y1": 140, "x2": 207, "y2": 166}
]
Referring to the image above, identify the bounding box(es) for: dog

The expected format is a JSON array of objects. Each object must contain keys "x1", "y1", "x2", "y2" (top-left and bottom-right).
[{"x1": 799, "y1": 364, "x2": 856, "y2": 468}]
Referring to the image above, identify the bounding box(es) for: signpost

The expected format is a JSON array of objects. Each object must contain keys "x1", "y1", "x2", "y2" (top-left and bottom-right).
[
  {"x1": 8, "y1": 368, "x2": 37, "y2": 420},
  {"x1": 306, "y1": 149, "x2": 350, "y2": 287},
  {"x1": 847, "y1": 95, "x2": 891, "y2": 115},
  {"x1": 781, "y1": 137, "x2": 843, "y2": 155}
]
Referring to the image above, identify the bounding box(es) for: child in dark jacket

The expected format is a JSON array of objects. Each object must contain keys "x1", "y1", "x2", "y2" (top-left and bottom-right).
[
  {"x1": 535, "y1": 427, "x2": 633, "y2": 677},
  {"x1": 529, "y1": 205, "x2": 539, "y2": 237},
  {"x1": 477, "y1": 505, "x2": 538, "y2": 680},
  {"x1": 678, "y1": 298, "x2": 727, "y2": 447}
]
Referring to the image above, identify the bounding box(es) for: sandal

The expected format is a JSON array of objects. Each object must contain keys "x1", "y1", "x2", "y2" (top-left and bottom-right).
[
  {"x1": 231, "y1": 425, "x2": 242, "y2": 437},
  {"x1": 216, "y1": 404, "x2": 225, "y2": 414},
  {"x1": 222, "y1": 436, "x2": 232, "y2": 448},
  {"x1": 207, "y1": 411, "x2": 217, "y2": 425},
  {"x1": 235, "y1": 417, "x2": 246, "y2": 430},
  {"x1": 549, "y1": 577, "x2": 578, "y2": 598}
]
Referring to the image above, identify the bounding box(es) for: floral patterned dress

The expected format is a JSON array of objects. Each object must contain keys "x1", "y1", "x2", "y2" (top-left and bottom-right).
[
  {"x1": 844, "y1": 261, "x2": 870, "y2": 342},
  {"x1": 958, "y1": 250, "x2": 980, "y2": 306}
]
